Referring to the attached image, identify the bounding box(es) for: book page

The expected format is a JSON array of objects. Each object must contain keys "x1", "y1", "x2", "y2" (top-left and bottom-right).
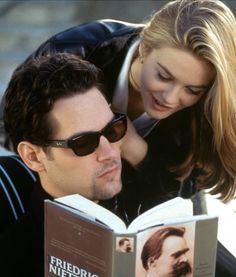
[
  {"x1": 56, "y1": 195, "x2": 194, "y2": 234},
  {"x1": 55, "y1": 194, "x2": 127, "y2": 233},
  {"x1": 127, "y1": 197, "x2": 193, "y2": 233}
]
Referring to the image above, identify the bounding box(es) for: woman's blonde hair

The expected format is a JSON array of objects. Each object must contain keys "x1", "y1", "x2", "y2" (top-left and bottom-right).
[{"x1": 141, "y1": 0, "x2": 236, "y2": 201}]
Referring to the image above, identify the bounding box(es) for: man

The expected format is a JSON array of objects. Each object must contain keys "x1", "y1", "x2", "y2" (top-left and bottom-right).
[
  {"x1": 141, "y1": 227, "x2": 192, "y2": 277},
  {"x1": 1, "y1": 53, "x2": 129, "y2": 276},
  {"x1": 117, "y1": 237, "x2": 132, "y2": 253}
]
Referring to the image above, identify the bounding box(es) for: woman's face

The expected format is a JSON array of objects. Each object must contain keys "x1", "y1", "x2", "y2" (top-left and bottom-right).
[{"x1": 139, "y1": 46, "x2": 215, "y2": 119}]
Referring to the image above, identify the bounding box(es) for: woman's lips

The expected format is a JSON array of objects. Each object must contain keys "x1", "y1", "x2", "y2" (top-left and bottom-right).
[{"x1": 152, "y1": 96, "x2": 172, "y2": 112}]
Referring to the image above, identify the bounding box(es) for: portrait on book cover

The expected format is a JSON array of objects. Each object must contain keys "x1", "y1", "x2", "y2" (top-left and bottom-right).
[
  {"x1": 116, "y1": 236, "x2": 134, "y2": 253},
  {"x1": 135, "y1": 223, "x2": 195, "y2": 277}
]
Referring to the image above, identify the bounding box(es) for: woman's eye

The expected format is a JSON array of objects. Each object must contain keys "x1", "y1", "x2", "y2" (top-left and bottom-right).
[
  {"x1": 158, "y1": 72, "x2": 171, "y2": 81},
  {"x1": 186, "y1": 88, "x2": 203, "y2": 96}
]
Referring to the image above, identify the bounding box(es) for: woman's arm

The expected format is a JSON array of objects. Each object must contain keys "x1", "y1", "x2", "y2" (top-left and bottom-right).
[{"x1": 121, "y1": 118, "x2": 148, "y2": 167}]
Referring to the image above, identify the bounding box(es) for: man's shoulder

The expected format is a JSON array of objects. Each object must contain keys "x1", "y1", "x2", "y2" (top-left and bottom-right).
[{"x1": 0, "y1": 154, "x2": 37, "y2": 231}]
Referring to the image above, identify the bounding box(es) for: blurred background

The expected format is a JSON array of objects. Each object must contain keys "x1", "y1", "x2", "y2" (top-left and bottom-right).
[
  {"x1": 0, "y1": 0, "x2": 164, "y2": 97},
  {"x1": 0, "y1": 0, "x2": 236, "y2": 98}
]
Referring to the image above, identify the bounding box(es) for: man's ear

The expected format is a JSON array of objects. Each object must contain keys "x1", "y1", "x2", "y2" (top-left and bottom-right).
[
  {"x1": 17, "y1": 141, "x2": 46, "y2": 173},
  {"x1": 147, "y1": 256, "x2": 157, "y2": 268}
]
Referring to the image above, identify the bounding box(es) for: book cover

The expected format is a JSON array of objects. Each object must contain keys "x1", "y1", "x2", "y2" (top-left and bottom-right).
[{"x1": 44, "y1": 195, "x2": 218, "y2": 277}]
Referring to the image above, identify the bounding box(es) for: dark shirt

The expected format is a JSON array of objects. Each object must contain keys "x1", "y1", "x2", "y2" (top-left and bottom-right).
[{"x1": 0, "y1": 176, "x2": 50, "y2": 277}]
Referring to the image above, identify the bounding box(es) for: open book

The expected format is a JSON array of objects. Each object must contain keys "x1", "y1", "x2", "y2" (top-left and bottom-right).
[{"x1": 44, "y1": 195, "x2": 218, "y2": 277}]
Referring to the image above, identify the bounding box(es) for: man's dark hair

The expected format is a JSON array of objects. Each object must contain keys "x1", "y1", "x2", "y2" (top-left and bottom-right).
[
  {"x1": 141, "y1": 226, "x2": 186, "y2": 270},
  {"x1": 3, "y1": 53, "x2": 104, "y2": 152},
  {"x1": 118, "y1": 237, "x2": 130, "y2": 247}
]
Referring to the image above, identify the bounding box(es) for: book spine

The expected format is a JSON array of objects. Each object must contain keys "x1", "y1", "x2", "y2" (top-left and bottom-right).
[
  {"x1": 192, "y1": 217, "x2": 218, "y2": 277},
  {"x1": 111, "y1": 233, "x2": 136, "y2": 277}
]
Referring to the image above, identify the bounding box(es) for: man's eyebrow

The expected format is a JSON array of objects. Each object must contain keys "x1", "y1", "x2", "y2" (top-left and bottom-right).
[
  {"x1": 157, "y1": 62, "x2": 210, "y2": 89},
  {"x1": 171, "y1": 247, "x2": 190, "y2": 258}
]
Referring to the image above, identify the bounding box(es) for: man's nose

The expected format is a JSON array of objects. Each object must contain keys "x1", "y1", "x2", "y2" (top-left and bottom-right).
[
  {"x1": 179, "y1": 253, "x2": 188, "y2": 263},
  {"x1": 96, "y1": 135, "x2": 120, "y2": 161}
]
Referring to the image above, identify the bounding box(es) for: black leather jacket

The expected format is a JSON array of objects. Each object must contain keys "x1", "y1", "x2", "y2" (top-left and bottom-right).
[{"x1": 29, "y1": 19, "x2": 143, "y2": 103}]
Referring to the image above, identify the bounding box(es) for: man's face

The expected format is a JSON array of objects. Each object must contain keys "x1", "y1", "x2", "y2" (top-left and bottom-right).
[
  {"x1": 38, "y1": 87, "x2": 122, "y2": 201},
  {"x1": 120, "y1": 240, "x2": 132, "y2": 252},
  {"x1": 147, "y1": 235, "x2": 192, "y2": 277}
]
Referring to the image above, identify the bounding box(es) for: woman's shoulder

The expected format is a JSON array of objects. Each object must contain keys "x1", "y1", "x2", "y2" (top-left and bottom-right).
[
  {"x1": 51, "y1": 19, "x2": 143, "y2": 41},
  {"x1": 27, "y1": 19, "x2": 143, "y2": 63}
]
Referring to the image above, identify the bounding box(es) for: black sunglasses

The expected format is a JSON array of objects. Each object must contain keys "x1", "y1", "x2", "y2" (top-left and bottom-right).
[{"x1": 44, "y1": 113, "x2": 127, "y2": 156}]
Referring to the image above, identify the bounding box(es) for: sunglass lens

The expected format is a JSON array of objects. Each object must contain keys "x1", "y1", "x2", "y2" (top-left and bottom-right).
[
  {"x1": 72, "y1": 133, "x2": 99, "y2": 156},
  {"x1": 70, "y1": 114, "x2": 126, "y2": 156},
  {"x1": 104, "y1": 117, "x2": 127, "y2": 143}
]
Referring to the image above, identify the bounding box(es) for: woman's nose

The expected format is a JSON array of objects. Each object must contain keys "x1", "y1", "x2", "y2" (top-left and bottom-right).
[{"x1": 162, "y1": 84, "x2": 181, "y2": 105}]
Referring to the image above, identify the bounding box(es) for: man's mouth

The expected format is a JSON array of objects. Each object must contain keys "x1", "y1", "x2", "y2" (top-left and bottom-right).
[
  {"x1": 173, "y1": 261, "x2": 192, "y2": 277},
  {"x1": 98, "y1": 165, "x2": 119, "y2": 178}
]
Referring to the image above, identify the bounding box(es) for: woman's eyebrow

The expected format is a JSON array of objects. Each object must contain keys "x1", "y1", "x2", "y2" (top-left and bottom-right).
[{"x1": 157, "y1": 62, "x2": 174, "y2": 78}]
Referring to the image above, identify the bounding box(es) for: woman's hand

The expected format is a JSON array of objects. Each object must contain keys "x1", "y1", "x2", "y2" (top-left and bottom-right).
[{"x1": 121, "y1": 117, "x2": 148, "y2": 167}]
